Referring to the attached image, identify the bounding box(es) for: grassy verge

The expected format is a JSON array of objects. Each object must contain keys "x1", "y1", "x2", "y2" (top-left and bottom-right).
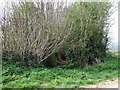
[{"x1": 2, "y1": 55, "x2": 118, "y2": 88}]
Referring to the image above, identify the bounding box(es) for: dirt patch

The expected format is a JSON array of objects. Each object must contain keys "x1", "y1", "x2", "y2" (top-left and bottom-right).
[{"x1": 81, "y1": 78, "x2": 118, "y2": 88}]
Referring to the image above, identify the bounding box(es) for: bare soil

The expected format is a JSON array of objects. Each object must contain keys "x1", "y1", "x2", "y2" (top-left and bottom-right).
[{"x1": 81, "y1": 78, "x2": 118, "y2": 88}]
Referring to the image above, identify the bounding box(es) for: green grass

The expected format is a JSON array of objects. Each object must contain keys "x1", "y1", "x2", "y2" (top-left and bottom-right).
[{"x1": 2, "y1": 55, "x2": 118, "y2": 88}]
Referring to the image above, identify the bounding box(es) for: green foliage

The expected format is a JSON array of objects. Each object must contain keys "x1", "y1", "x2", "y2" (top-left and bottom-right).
[
  {"x1": 2, "y1": 55, "x2": 118, "y2": 88},
  {"x1": 62, "y1": 2, "x2": 112, "y2": 67}
]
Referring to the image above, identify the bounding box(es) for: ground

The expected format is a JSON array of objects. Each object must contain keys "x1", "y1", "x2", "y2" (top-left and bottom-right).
[
  {"x1": 2, "y1": 55, "x2": 119, "y2": 88},
  {"x1": 81, "y1": 78, "x2": 118, "y2": 88}
]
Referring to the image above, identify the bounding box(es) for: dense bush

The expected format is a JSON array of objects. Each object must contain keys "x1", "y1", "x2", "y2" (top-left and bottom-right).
[
  {"x1": 1, "y1": 1, "x2": 112, "y2": 68},
  {"x1": 60, "y1": 2, "x2": 112, "y2": 68},
  {"x1": 1, "y1": 2, "x2": 73, "y2": 66}
]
